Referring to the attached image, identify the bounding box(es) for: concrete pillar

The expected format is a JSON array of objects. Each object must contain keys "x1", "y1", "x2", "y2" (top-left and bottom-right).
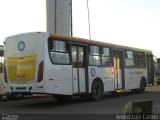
[{"x1": 46, "y1": 0, "x2": 72, "y2": 36}]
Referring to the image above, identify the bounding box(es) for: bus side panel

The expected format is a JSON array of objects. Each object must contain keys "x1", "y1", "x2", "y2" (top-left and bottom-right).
[
  {"x1": 124, "y1": 68, "x2": 147, "y2": 90},
  {"x1": 44, "y1": 64, "x2": 73, "y2": 95},
  {"x1": 43, "y1": 37, "x2": 73, "y2": 95},
  {"x1": 104, "y1": 67, "x2": 115, "y2": 91},
  {"x1": 88, "y1": 66, "x2": 115, "y2": 93}
]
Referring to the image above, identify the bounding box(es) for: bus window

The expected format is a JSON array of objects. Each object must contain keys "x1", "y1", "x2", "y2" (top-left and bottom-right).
[
  {"x1": 52, "y1": 40, "x2": 66, "y2": 52},
  {"x1": 102, "y1": 47, "x2": 112, "y2": 66},
  {"x1": 135, "y1": 52, "x2": 146, "y2": 68},
  {"x1": 49, "y1": 40, "x2": 69, "y2": 64},
  {"x1": 89, "y1": 46, "x2": 101, "y2": 65},
  {"x1": 71, "y1": 46, "x2": 77, "y2": 67},
  {"x1": 125, "y1": 50, "x2": 135, "y2": 67},
  {"x1": 78, "y1": 47, "x2": 84, "y2": 67}
]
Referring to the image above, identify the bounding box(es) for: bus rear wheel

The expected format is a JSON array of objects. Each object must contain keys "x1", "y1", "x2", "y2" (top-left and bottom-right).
[
  {"x1": 91, "y1": 80, "x2": 103, "y2": 101},
  {"x1": 132, "y1": 79, "x2": 146, "y2": 94},
  {"x1": 138, "y1": 79, "x2": 146, "y2": 93}
]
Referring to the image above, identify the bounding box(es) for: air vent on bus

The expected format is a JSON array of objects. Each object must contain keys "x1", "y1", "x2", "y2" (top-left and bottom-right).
[{"x1": 37, "y1": 61, "x2": 44, "y2": 82}]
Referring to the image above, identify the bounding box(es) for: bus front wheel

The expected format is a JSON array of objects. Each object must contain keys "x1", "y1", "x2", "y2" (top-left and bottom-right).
[{"x1": 91, "y1": 80, "x2": 103, "y2": 101}]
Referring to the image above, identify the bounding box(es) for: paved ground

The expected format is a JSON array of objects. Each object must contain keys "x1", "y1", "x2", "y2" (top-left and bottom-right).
[{"x1": 0, "y1": 85, "x2": 160, "y2": 119}]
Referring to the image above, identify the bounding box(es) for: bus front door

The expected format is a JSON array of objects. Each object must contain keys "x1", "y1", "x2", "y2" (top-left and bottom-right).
[
  {"x1": 147, "y1": 55, "x2": 154, "y2": 85},
  {"x1": 113, "y1": 50, "x2": 124, "y2": 89},
  {"x1": 71, "y1": 46, "x2": 87, "y2": 93}
]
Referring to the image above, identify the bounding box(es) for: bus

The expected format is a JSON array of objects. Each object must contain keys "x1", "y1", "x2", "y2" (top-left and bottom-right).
[{"x1": 4, "y1": 32, "x2": 154, "y2": 101}]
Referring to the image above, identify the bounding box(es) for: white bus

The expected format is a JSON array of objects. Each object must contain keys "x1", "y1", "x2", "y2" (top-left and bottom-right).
[{"x1": 4, "y1": 32, "x2": 154, "y2": 101}]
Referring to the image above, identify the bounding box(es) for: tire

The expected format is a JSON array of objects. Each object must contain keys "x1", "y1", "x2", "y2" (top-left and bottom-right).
[
  {"x1": 54, "y1": 95, "x2": 72, "y2": 102},
  {"x1": 91, "y1": 80, "x2": 103, "y2": 101},
  {"x1": 138, "y1": 79, "x2": 146, "y2": 93},
  {"x1": 131, "y1": 79, "x2": 146, "y2": 94},
  {"x1": 6, "y1": 93, "x2": 24, "y2": 100}
]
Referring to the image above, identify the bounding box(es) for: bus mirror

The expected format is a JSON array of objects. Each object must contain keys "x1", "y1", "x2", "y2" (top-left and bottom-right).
[{"x1": 124, "y1": 100, "x2": 152, "y2": 114}]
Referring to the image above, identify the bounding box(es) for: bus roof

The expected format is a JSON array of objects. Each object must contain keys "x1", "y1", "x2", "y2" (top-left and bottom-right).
[{"x1": 50, "y1": 33, "x2": 152, "y2": 54}]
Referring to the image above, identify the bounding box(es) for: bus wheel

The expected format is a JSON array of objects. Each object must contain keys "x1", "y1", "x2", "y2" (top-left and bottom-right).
[
  {"x1": 6, "y1": 93, "x2": 24, "y2": 100},
  {"x1": 54, "y1": 95, "x2": 72, "y2": 102},
  {"x1": 132, "y1": 79, "x2": 146, "y2": 94},
  {"x1": 91, "y1": 80, "x2": 103, "y2": 101},
  {"x1": 138, "y1": 79, "x2": 146, "y2": 93}
]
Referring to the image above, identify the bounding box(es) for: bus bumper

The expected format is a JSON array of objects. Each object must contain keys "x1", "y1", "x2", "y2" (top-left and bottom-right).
[{"x1": 5, "y1": 83, "x2": 45, "y2": 94}]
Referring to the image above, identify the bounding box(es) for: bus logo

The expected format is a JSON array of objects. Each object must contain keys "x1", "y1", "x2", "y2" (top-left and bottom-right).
[
  {"x1": 91, "y1": 68, "x2": 96, "y2": 77},
  {"x1": 18, "y1": 41, "x2": 25, "y2": 51}
]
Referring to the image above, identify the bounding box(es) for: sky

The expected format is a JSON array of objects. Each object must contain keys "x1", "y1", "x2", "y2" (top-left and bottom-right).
[{"x1": 0, "y1": 0, "x2": 160, "y2": 57}]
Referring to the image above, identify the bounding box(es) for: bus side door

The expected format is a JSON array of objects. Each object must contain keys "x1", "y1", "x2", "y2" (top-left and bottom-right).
[
  {"x1": 71, "y1": 45, "x2": 88, "y2": 93},
  {"x1": 113, "y1": 50, "x2": 125, "y2": 89},
  {"x1": 147, "y1": 54, "x2": 154, "y2": 85}
]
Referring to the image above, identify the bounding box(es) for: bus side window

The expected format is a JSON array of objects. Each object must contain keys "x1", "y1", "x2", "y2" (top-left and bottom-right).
[
  {"x1": 125, "y1": 50, "x2": 135, "y2": 67},
  {"x1": 71, "y1": 46, "x2": 77, "y2": 67},
  {"x1": 52, "y1": 40, "x2": 66, "y2": 52},
  {"x1": 135, "y1": 52, "x2": 146, "y2": 68},
  {"x1": 102, "y1": 47, "x2": 112, "y2": 66},
  {"x1": 49, "y1": 40, "x2": 70, "y2": 64},
  {"x1": 89, "y1": 46, "x2": 101, "y2": 65},
  {"x1": 78, "y1": 47, "x2": 84, "y2": 67}
]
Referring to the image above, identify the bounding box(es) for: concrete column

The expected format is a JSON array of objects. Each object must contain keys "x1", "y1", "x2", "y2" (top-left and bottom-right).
[{"x1": 46, "y1": 0, "x2": 72, "y2": 36}]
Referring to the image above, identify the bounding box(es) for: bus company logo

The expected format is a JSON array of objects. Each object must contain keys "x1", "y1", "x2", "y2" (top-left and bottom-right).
[
  {"x1": 18, "y1": 41, "x2": 25, "y2": 51},
  {"x1": 91, "y1": 68, "x2": 96, "y2": 77}
]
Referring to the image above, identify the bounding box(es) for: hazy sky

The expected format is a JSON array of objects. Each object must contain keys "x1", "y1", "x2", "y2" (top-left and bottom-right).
[{"x1": 0, "y1": 0, "x2": 160, "y2": 57}]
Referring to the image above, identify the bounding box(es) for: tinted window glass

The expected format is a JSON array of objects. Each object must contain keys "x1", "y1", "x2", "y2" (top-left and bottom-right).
[
  {"x1": 102, "y1": 47, "x2": 112, "y2": 66},
  {"x1": 89, "y1": 46, "x2": 101, "y2": 65}
]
